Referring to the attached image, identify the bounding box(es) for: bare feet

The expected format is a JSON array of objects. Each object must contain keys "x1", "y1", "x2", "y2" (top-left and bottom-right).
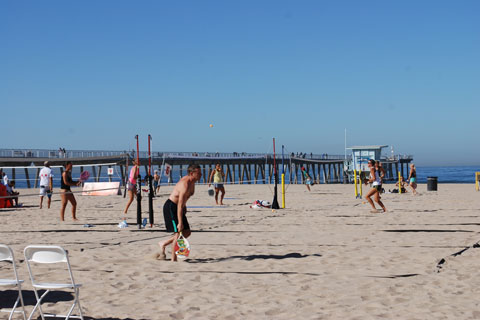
[{"x1": 370, "y1": 209, "x2": 378, "y2": 213}]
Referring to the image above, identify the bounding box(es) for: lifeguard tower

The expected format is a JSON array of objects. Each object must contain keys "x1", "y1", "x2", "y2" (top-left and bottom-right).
[
  {"x1": 346, "y1": 145, "x2": 388, "y2": 172},
  {"x1": 344, "y1": 145, "x2": 413, "y2": 183}
]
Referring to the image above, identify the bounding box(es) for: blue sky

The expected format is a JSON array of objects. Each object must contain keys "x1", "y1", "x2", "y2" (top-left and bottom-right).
[{"x1": 1, "y1": 0, "x2": 479, "y2": 165}]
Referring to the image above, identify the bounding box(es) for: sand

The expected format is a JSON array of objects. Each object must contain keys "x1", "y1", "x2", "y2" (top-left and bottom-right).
[{"x1": 1, "y1": 183, "x2": 480, "y2": 319}]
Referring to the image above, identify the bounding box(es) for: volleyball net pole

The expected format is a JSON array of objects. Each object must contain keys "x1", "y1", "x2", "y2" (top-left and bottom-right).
[
  {"x1": 135, "y1": 135, "x2": 142, "y2": 229},
  {"x1": 271, "y1": 138, "x2": 280, "y2": 209},
  {"x1": 281, "y1": 145, "x2": 285, "y2": 209},
  {"x1": 123, "y1": 154, "x2": 128, "y2": 198},
  {"x1": 398, "y1": 171, "x2": 402, "y2": 194},
  {"x1": 148, "y1": 134, "x2": 154, "y2": 227}
]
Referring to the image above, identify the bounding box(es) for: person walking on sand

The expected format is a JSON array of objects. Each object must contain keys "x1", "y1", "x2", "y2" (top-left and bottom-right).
[
  {"x1": 60, "y1": 161, "x2": 81, "y2": 221},
  {"x1": 408, "y1": 163, "x2": 417, "y2": 195},
  {"x1": 153, "y1": 170, "x2": 160, "y2": 195},
  {"x1": 39, "y1": 161, "x2": 54, "y2": 209},
  {"x1": 208, "y1": 163, "x2": 226, "y2": 205},
  {"x1": 365, "y1": 159, "x2": 387, "y2": 213},
  {"x1": 123, "y1": 159, "x2": 139, "y2": 221},
  {"x1": 159, "y1": 164, "x2": 202, "y2": 262},
  {"x1": 301, "y1": 166, "x2": 314, "y2": 191}
]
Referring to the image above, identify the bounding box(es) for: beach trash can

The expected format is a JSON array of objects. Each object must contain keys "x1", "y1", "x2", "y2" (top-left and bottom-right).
[{"x1": 427, "y1": 176, "x2": 438, "y2": 191}]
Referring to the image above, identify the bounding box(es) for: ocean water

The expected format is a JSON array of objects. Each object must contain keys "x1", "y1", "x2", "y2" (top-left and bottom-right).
[
  {"x1": 3, "y1": 165, "x2": 480, "y2": 189},
  {"x1": 415, "y1": 166, "x2": 480, "y2": 184}
]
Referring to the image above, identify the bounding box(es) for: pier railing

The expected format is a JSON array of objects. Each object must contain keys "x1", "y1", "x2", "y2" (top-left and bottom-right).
[{"x1": 0, "y1": 148, "x2": 348, "y2": 161}]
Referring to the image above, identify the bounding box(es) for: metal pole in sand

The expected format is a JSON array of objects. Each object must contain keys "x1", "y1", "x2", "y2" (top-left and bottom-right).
[
  {"x1": 281, "y1": 145, "x2": 285, "y2": 209},
  {"x1": 271, "y1": 138, "x2": 280, "y2": 209},
  {"x1": 148, "y1": 134, "x2": 154, "y2": 227},
  {"x1": 135, "y1": 135, "x2": 142, "y2": 229}
]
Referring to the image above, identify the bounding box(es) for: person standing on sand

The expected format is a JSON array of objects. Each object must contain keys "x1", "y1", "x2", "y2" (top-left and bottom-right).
[
  {"x1": 208, "y1": 163, "x2": 226, "y2": 205},
  {"x1": 123, "y1": 159, "x2": 139, "y2": 221},
  {"x1": 60, "y1": 161, "x2": 81, "y2": 221},
  {"x1": 408, "y1": 163, "x2": 417, "y2": 195},
  {"x1": 159, "y1": 164, "x2": 202, "y2": 262},
  {"x1": 365, "y1": 159, "x2": 387, "y2": 213},
  {"x1": 39, "y1": 161, "x2": 54, "y2": 209}
]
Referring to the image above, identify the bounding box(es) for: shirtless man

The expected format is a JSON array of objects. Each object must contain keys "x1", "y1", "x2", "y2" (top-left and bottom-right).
[{"x1": 159, "y1": 164, "x2": 202, "y2": 261}]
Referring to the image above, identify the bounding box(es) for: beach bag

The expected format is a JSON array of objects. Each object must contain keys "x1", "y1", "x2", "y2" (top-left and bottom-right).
[
  {"x1": 174, "y1": 232, "x2": 191, "y2": 259},
  {"x1": 208, "y1": 187, "x2": 214, "y2": 196},
  {"x1": 250, "y1": 200, "x2": 271, "y2": 209}
]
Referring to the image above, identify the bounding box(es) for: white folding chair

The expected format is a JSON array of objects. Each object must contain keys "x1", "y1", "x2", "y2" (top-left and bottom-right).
[
  {"x1": 24, "y1": 246, "x2": 84, "y2": 320},
  {"x1": 0, "y1": 244, "x2": 27, "y2": 320}
]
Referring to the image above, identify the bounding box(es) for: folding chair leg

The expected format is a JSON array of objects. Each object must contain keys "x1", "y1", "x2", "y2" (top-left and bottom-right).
[
  {"x1": 8, "y1": 296, "x2": 19, "y2": 320},
  {"x1": 18, "y1": 283, "x2": 27, "y2": 320},
  {"x1": 65, "y1": 287, "x2": 84, "y2": 320},
  {"x1": 8, "y1": 288, "x2": 27, "y2": 320},
  {"x1": 76, "y1": 296, "x2": 84, "y2": 320},
  {"x1": 27, "y1": 289, "x2": 49, "y2": 320}
]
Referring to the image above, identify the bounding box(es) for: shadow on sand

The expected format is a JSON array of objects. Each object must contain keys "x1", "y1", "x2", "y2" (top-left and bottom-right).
[{"x1": 185, "y1": 252, "x2": 321, "y2": 264}]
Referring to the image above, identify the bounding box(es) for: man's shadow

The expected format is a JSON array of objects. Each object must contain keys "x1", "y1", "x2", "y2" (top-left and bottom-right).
[{"x1": 186, "y1": 252, "x2": 321, "y2": 263}]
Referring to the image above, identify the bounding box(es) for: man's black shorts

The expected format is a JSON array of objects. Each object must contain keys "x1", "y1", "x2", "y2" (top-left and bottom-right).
[{"x1": 163, "y1": 199, "x2": 190, "y2": 232}]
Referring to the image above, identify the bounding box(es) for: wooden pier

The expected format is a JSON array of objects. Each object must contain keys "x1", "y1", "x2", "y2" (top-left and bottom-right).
[
  {"x1": 0, "y1": 154, "x2": 347, "y2": 187},
  {"x1": 0, "y1": 149, "x2": 413, "y2": 188}
]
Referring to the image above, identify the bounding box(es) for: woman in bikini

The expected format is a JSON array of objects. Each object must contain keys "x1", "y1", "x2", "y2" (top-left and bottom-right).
[
  {"x1": 123, "y1": 159, "x2": 140, "y2": 219},
  {"x1": 365, "y1": 159, "x2": 387, "y2": 213},
  {"x1": 408, "y1": 163, "x2": 417, "y2": 195},
  {"x1": 60, "y1": 161, "x2": 81, "y2": 221},
  {"x1": 301, "y1": 166, "x2": 314, "y2": 192}
]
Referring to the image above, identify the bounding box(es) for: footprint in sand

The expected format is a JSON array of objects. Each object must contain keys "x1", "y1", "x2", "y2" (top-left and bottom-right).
[{"x1": 146, "y1": 251, "x2": 167, "y2": 260}]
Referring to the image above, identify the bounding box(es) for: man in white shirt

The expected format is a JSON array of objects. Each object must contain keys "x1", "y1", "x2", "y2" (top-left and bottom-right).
[
  {"x1": 39, "y1": 161, "x2": 54, "y2": 209},
  {"x1": 2, "y1": 171, "x2": 8, "y2": 186}
]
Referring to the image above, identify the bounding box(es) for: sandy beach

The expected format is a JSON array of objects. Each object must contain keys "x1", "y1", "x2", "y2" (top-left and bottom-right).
[{"x1": 1, "y1": 183, "x2": 480, "y2": 319}]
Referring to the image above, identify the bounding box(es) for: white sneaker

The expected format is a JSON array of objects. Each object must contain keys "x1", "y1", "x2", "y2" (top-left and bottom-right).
[{"x1": 118, "y1": 220, "x2": 128, "y2": 228}]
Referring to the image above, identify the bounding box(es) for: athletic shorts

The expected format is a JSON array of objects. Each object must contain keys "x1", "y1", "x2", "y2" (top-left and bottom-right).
[
  {"x1": 153, "y1": 181, "x2": 158, "y2": 189},
  {"x1": 373, "y1": 184, "x2": 382, "y2": 191},
  {"x1": 214, "y1": 183, "x2": 224, "y2": 189},
  {"x1": 127, "y1": 182, "x2": 136, "y2": 191},
  {"x1": 163, "y1": 199, "x2": 190, "y2": 233},
  {"x1": 410, "y1": 178, "x2": 416, "y2": 184},
  {"x1": 306, "y1": 179, "x2": 313, "y2": 185},
  {"x1": 39, "y1": 186, "x2": 52, "y2": 198}
]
